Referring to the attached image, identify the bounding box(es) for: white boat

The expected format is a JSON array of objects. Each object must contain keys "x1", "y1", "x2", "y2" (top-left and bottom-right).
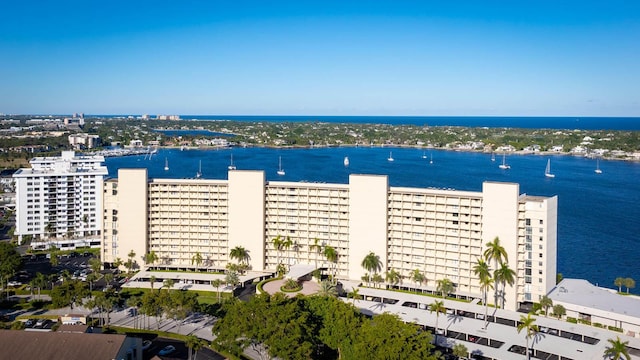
[
  {"x1": 277, "y1": 156, "x2": 285, "y2": 176},
  {"x1": 429, "y1": 153, "x2": 433, "y2": 164},
  {"x1": 196, "y1": 160, "x2": 202, "y2": 178},
  {"x1": 228, "y1": 154, "x2": 236, "y2": 170},
  {"x1": 491, "y1": 152, "x2": 496, "y2": 162},
  {"x1": 387, "y1": 152, "x2": 394, "y2": 162},
  {"x1": 181, "y1": 145, "x2": 186, "y2": 151},
  {"x1": 343, "y1": 156, "x2": 349, "y2": 167},
  {"x1": 595, "y1": 158, "x2": 603, "y2": 174},
  {"x1": 499, "y1": 154, "x2": 510, "y2": 169},
  {"x1": 422, "y1": 151, "x2": 427, "y2": 159},
  {"x1": 164, "y1": 157, "x2": 169, "y2": 171},
  {"x1": 545, "y1": 159, "x2": 555, "y2": 178}
]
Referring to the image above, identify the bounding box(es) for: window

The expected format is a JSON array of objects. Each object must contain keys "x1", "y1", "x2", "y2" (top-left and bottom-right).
[
  {"x1": 525, "y1": 218, "x2": 531, "y2": 226},
  {"x1": 539, "y1": 220, "x2": 544, "y2": 225}
]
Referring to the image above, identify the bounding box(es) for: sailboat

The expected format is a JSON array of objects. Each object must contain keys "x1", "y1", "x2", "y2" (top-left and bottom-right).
[
  {"x1": 545, "y1": 159, "x2": 555, "y2": 178},
  {"x1": 422, "y1": 151, "x2": 427, "y2": 159},
  {"x1": 196, "y1": 160, "x2": 202, "y2": 178},
  {"x1": 387, "y1": 151, "x2": 394, "y2": 162},
  {"x1": 228, "y1": 154, "x2": 236, "y2": 170},
  {"x1": 491, "y1": 152, "x2": 496, "y2": 162},
  {"x1": 429, "y1": 153, "x2": 433, "y2": 164},
  {"x1": 595, "y1": 158, "x2": 603, "y2": 174},
  {"x1": 499, "y1": 153, "x2": 510, "y2": 169},
  {"x1": 164, "y1": 157, "x2": 169, "y2": 171},
  {"x1": 343, "y1": 156, "x2": 350, "y2": 167},
  {"x1": 277, "y1": 156, "x2": 285, "y2": 176}
]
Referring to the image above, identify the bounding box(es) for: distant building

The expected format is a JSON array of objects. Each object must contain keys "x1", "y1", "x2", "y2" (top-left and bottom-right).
[
  {"x1": 103, "y1": 169, "x2": 557, "y2": 311},
  {"x1": 156, "y1": 115, "x2": 181, "y2": 120},
  {"x1": 13, "y1": 151, "x2": 108, "y2": 247},
  {"x1": 68, "y1": 133, "x2": 101, "y2": 149}
]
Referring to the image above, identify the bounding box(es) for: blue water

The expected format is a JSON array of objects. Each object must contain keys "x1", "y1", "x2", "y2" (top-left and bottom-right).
[
  {"x1": 153, "y1": 129, "x2": 233, "y2": 137},
  {"x1": 106, "y1": 147, "x2": 640, "y2": 292}
]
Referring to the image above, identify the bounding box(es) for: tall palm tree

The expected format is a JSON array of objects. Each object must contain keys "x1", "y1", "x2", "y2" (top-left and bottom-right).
[
  {"x1": 272, "y1": 235, "x2": 283, "y2": 268},
  {"x1": 411, "y1": 268, "x2": 425, "y2": 289},
  {"x1": 436, "y1": 278, "x2": 455, "y2": 298},
  {"x1": 211, "y1": 279, "x2": 223, "y2": 303},
  {"x1": 429, "y1": 300, "x2": 446, "y2": 345},
  {"x1": 484, "y1": 236, "x2": 507, "y2": 305},
  {"x1": 348, "y1": 288, "x2": 360, "y2": 304},
  {"x1": 229, "y1": 246, "x2": 249, "y2": 267},
  {"x1": 385, "y1": 268, "x2": 401, "y2": 287},
  {"x1": 361, "y1": 251, "x2": 382, "y2": 285},
  {"x1": 191, "y1": 252, "x2": 203, "y2": 270},
  {"x1": 473, "y1": 258, "x2": 493, "y2": 328},
  {"x1": 323, "y1": 245, "x2": 338, "y2": 283},
  {"x1": 614, "y1": 277, "x2": 625, "y2": 293},
  {"x1": 282, "y1": 236, "x2": 293, "y2": 266},
  {"x1": 309, "y1": 238, "x2": 323, "y2": 271},
  {"x1": 517, "y1": 313, "x2": 538, "y2": 360},
  {"x1": 163, "y1": 278, "x2": 175, "y2": 292},
  {"x1": 185, "y1": 335, "x2": 207, "y2": 360},
  {"x1": 144, "y1": 251, "x2": 158, "y2": 269},
  {"x1": 127, "y1": 250, "x2": 136, "y2": 274},
  {"x1": 494, "y1": 262, "x2": 516, "y2": 308},
  {"x1": 149, "y1": 275, "x2": 156, "y2": 290},
  {"x1": 604, "y1": 337, "x2": 631, "y2": 360},
  {"x1": 539, "y1": 295, "x2": 553, "y2": 317}
]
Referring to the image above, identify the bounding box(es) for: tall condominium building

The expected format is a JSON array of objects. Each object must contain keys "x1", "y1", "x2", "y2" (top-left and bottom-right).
[
  {"x1": 13, "y1": 151, "x2": 108, "y2": 249},
  {"x1": 103, "y1": 168, "x2": 557, "y2": 311}
]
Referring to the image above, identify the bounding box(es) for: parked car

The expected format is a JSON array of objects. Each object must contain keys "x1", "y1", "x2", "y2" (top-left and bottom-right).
[
  {"x1": 158, "y1": 345, "x2": 175, "y2": 355},
  {"x1": 142, "y1": 340, "x2": 152, "y2": 351}
]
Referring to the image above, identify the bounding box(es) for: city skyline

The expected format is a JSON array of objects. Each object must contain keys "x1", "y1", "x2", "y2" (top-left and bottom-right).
[{"x1": 1, "y1": 1, "x2": 639, "y2": 116}]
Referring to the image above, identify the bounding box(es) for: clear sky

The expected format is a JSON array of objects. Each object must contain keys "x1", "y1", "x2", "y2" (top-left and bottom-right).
[{"x1": 1, "y1": 1, "x2": 639, "y2": 116}]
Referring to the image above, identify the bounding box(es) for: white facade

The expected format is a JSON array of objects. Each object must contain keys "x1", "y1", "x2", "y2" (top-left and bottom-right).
[
  {"x1": 13, "y1": 151, "x2": 108, "y2": 248},
  {"x1": 102, "y1": 169, "x2": 557, "y2": 310}
]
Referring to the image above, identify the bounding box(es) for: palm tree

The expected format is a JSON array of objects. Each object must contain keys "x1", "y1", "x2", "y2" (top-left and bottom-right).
[
  {"x1": 436, "y1": 278, "x2": 455, "y2": 298},
  {"x1": 33, "y1": 272, "x2": 47, "y2": 300},
  {"x1": 149, "y1": 275, "x2": 156, "y2": 290},
  {"x1": 144, "y1": 251, "x2": 158, "y2": 269},
  {"x1": 371, "y1": 273, "x2": 384, "y2": 289},
  {"x1": 323, "y1": 245, "x2": 338, "y2": 283},
  {"x1": 429, "y1": 300, "x2": 446, "y2": 345},
  {"x1": 191, "y1": 252, "x2": 203, "y2": 271},
  {"x1": 361, "y1": 251, "x2": 382, "y2": 285},
  {"x1": 411, "y1": 268, "x2": 425, "y2": 289},
  {"x1": 211, "y1": 279, "x2": 223, "y2": 303},
  {"x1": 484, "y1": 236, "x2": 507, "y2": 305},
  {"x1": 385, "y1": 268, "x2": 401, "y2": 287},
  {"x1": 112, "y1": 257, "x2": 123, "y2": 271},
  {"x1": 282, "y1": 236, "x2": 293, "y2": 266},
  {"x1": 452, "y1": 343, "x2": 468, "y2": 360},
  {"x1": 539, "y1": 295, "x2": 553, "y2": 317},
  {"x1": 552, "y1": 304, "x2": 566, "y2": 319},
  {"x1": 126, "y1": 250, "x2": 136, "y2": 274},
  {"x1": 185, "y1": 335, "x2": 207, "y2": 360},
  {"x1": 225, "y1": 270, "x2": 240, "y2": 288},
  {"x1": 623, "y1": 278, "x2": 635, "y2": 294},
  {"x1": 494, "y1": 262, "x2": 516, "y2": 308},
  {"x1": 272, "y1": 235, "x2": 283, "y2": 268},
  {"x1": 614, "y1": 277, "x2": 625, "y2": 293},
  {"x1": 604, "y1": 337, "x2": 631, "y2": 360},
  {"x1": 229, "y1": 246, "x2": 250, "y2": 268},
  {"x1": 309, "y1": 238, "x2": 323, "y2": 271},
  {"x1": 473, "y1": 258, "x2": 493, "y2": 328},
  {"x1": 163, "y1": 278, "x2": 175, "y2": 292},
  {"x1": 316, "y1": 280, "x2": 337, "y2": 297},
  {"x1": 348, "y1": 288, "x2": 360, "y2": 304},
  {"x1": 517, "y1": 313, "x2": 538, "y2": 360}
]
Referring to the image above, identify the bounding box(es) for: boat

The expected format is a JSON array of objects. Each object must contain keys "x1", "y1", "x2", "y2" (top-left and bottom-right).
[
  {"x1": 429, "y1": 153, "x2": 433, "y2": 165},
  {"x1": 422, "y1": 151, "x2": 427, "y2": 159},
  {"x1": 343, "y1": 156, "x2": 349, "y2": 167},
  {"x1": 181, "y1": 145, "x2": 186, "y2": 151},
  {"x1": 491, "y1": 152, "x2": 496, "y2": 162},
  {"x1": 595, "y1": 158, "x2": 603, "y2": 174},
  {"x1": 277, "y1": 156, "x2": 285, "y2": 176},
  {"x1": 387, "y1": 152, "x2": 394, "y2": 162},
  {"x1": 164, "y1": 157, "x2": 169, "y2": 171},
  {"x1": 499, "y1": 154, "x2": 510, "y2": 169},
  {"x1": 228, "y1": 154, "x2": 236, "y2": 170},
  {"x1": 196, "y1": 160, "x2": 202, "y2": 178},
  {"x1": 545, "y1": 159, "x2": 555, "y2": 178}
]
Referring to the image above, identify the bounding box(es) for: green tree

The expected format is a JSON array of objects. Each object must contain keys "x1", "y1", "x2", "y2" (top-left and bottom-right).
[
  {"x1": 604, "y1": 337, "x2": 631, "y2": 360},
  {"x1": 371, "y1": 273, "x2": 384, "y2": 289},
  {"x1": 436, "y1": 278, "x2": 454, "y2": 298},
  {"x1": 149, "y1": 275, "x2": 157, "y2": 290},
  {"x1": 191, "y1": 251, "x2": 203, "y2": 270},
  {"x1": 225, "y1": 270, "x2": 240, "y2": 288},
  {"x1": 473, "y1": 257, "x2": 493, "y2": 328},
  {"x1": 32, "y1": 272, "x2": 48, "y2": 300},
  {"x1": 316, "y1": 280, "x2": 337, "y2": 297},
  {"x1": 185, "y1": 335, "x2": 207, "y2": 360},
  {"x1": 614, "y1": 277, "x2": 625, "y2": 293},
  {"x1": 494, "y1": 262, "x2": 516, "y2": 308},
  {"x1": 229, "y1": 246, "x2": 250, "y2": 267},
  {"x1": 623, "y1": 278, "x2": 635, "y2": 294},
  {"x1": 428, "y1": 300, "x2": 446, "y2": 345},
  {"x1": 348, "y1": 288, "x2": 360, "y2": 304},
  {"x1": 361, "y1": 251, "x2": 382, "y2": 281},
  {"x1": 552, "y1": 304, "x2": 566, "y2": 319},
  {"x1": 50, "y1": 279, "x2": 89, "y2": 309},
  {"x1": 410, "y1": 268, "x2": 425, "y2": 288},
  {"x1": 539, "y1": 295, "x2": 553, "y2": 317},
  {"x1": 484, "y1": 236, "x2": 507, "y2": 305},
  {"x1": 323, "y1": 245, "x2": 338, "y2": 283},
  {"x1": 0, "y1": 242, "x2": 22, "y2": 299},
  {"x1": 309, "y1": 238, "x2": 323, "y2": 271},
  {"x1": 163, "y1": 278, "x2": 175, "y2": 292},
  {"x1": 385, "y1": 268, "x2": 401, "y2": 287},
  {"x1": 272, "y1": 235, "x2": 284, "y2": 268},
  {"x1": 126, "y1": 250, "x2": 136, "y2": 274},
  {"x1": 452, "y1": 343, "x2": 468, "y2": 359},
  {"x1": 517, "y1": 313, "x2": 538, "y2": 360},
  {"x1": 211, "y1": 279, "x2": 224, "y2": 303},
  {"x1": 144, "y1": 251, "x2": 158, "y2": 269}
]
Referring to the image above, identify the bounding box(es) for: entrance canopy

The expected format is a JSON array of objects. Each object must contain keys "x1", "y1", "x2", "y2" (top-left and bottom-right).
[{"x1": 285, "y1": 264, "x2": 317, "y2": 280}]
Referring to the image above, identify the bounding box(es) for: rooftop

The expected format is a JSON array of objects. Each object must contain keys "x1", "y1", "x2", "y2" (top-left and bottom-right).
[{"x1": 0, "y1": 331, "x2": 128, "y2": 360}]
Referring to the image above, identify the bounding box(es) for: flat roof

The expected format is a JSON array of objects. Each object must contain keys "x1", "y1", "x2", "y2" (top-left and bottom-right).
[{"x1": 0, "y1": 331, "x2": 127, "y2": 360}]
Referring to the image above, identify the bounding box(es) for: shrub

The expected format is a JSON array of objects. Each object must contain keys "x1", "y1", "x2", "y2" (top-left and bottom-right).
[
  {"x1": 593, "y1": 323, "x2": 603, "y2": 328},
  {"x1": 566, "y1": 317, "x2": 578, "y2": 324},
  {"x1": 607, "y1": 325, "x2": 623, "y2": 333}
]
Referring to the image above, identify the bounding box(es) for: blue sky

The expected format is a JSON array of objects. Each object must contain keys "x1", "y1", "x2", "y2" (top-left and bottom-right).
[{"x1": 1, "y1": 1, "x2": 639, "y2": 116}]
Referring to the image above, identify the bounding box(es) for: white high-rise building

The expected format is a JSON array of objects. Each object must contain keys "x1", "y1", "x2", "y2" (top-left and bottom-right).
[
  {"x1": 103, "y1": 169, "x2": 557, "y2": 310},
  {"x1": 13, "y1": 151, "x2": 108, "y2": 249}
]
